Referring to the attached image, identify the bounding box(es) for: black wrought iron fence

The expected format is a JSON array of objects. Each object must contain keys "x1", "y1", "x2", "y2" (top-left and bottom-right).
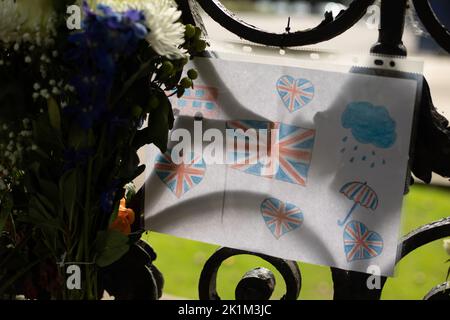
[{"x1": 131, "y1": 0, "x2": 450, "y2": 301}]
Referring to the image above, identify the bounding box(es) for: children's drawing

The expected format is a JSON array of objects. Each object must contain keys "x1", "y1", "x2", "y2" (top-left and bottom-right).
[
  {"x1": 338, "y1": 181, "x2": 378, "y2": 226},
  {"x1": 154, "y1": 151, "x2": 206, "y2": 198},
  {"x1": 276, "y1": 75, "x2": 314, "y2": 112},
  {"x1": 340, "y1": 101, "x2": 396, "y2": 168},
  {"x1": 260, "y1": 197, "x2": 304, "y2": 239},
  {"x1": 226, "y1": 120, "x2": 315, "y2": 186},
  {"x1": 173, "y1": 85, "x2": 219, "y2": 118},
  {"x1": 344, "y1": 220, "x2": 383, "y2": 262}
]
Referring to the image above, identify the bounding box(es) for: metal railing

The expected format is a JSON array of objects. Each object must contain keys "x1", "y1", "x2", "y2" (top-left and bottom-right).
[{"x1": 136, "y1": 0, "x2": 450, "y2": 300}]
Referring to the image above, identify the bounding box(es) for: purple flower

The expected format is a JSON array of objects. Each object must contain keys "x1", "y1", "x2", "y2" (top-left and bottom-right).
[
  {"x1": 100, "y1": 180, "x2": 121, "y2": 213},
  {"x1": 64, "y1": 2, "x2": 148, "y2": 130},
  {"x1": 63, "y1": 148, "x2": 95, "y2": 171}
]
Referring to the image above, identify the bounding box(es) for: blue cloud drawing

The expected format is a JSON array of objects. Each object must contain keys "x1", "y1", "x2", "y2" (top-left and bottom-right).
[{"x1": 341, "y1": 102, "x2": 396, "y2": 149}]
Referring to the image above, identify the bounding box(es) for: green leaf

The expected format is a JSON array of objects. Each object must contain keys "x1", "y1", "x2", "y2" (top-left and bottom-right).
[
  {"x1": 133, "y1": 94, "x2": 173, "y2": 152},
  {"x1": 0, "y1": 194, "x2": 12, "y2": 233},
  {"x1": 95, "y1": 230, "x2": 130, "y2": 267},
  {"x1": 68, "y1": 123, "x2": 88, "y2": 150},
  {"x1": 108, "y1": 201, "x2": 120, "y2": 226},
  {"x1": 47, "y1": 96, "x2": 61, "y2": 131},
  {"x1": 59, "y1": 169, "x2": 78, "y2": 225},
  {"x1": 26, "y1": 163, "x2": 59, "y2": 204},
  {"x1": 118, "y1": 151, "x2": 142, "y2": 182},
  {"x1": 21, "y1": 195, "x2": 62, "y2": 232},
  {"x1": 129, "y1": 165, "x2": 145, "y2": 183},
  {"x1": 29, "y1": 196, "x2": 53, "y2": 219},
  {"x1": 18, "y1": 209, "x2": 63, "y2": 232},
  {"x1": 0, "y1": 208, "x2": 9, "y2": 234},
  {"x1": 35, "y1": 193, "x2": 56, "y2": 214},
  {"x1": 0, "y1": 259, "x2": 42, "y2": 296},
  {"x1": 32, "y1": 115, "x2": 64, "y2": 152}
]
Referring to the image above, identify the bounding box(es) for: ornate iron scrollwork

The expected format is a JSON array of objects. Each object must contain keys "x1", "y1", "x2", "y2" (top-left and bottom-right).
[
  {"x1": 198, "y1": 247, "x2": 301, "y2": 300},
  {"x1": 412, "y1": 0, "x2": 450, "y2": 54},
  {"x1": 178, "y1": 0, "x2": 450, "y2": 55},
  {"x1": 147, "y1": 0, "x2": 450, "y2": 301},
  {"x1": 398, "y1": 217, "x2": 450, "y2": 261},
  {"x1": 199, "y1": 218, "x2": 450, "y2": 300},
  {"x1": 424, "y1": 282, "x2": 450, "y2": 300},
  {"x1": 194, "y1": 0, "x2": 374, "y2": 47}
]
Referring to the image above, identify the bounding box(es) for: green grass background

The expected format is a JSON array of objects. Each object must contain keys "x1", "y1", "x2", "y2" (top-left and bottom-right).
[{"x1": 143, "y1": 184, "x2": 450, "y2": 300}]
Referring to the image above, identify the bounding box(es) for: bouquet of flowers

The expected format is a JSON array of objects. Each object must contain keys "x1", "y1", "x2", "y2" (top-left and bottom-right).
[{"x1": 0, "y1": 0, "x2": 205, "y2": 299}]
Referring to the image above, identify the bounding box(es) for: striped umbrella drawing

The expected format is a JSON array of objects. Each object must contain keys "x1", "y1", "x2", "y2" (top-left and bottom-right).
[{"x1": 338, "y1": 181, "x2": 378, "y2": 226}]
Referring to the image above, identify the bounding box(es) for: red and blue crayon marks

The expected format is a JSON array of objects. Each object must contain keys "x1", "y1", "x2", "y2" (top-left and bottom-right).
[
  {"x1": 260, "y1": 197, "x2": 304, "y2": 239},
  {"x1": 174, "y1": 85, "x2": 219, "y2": 118},
  {"x1": 343, "y1": 220, "x2": 383, "y2": 262},
  {"x1": 276, "y1": 76, "x2": 314, "y2": 112},
  {"x1": 226, "y1": 120, "x2": 315, "y2": 187},
  {"x1": 154, "y1": 152, "x2": 206, "y2": 198}
]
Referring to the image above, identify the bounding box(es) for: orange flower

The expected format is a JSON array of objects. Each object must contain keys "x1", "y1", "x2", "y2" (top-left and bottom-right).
[{"x1": 109, "y1": 198, "x2": 135, "y2": 235}]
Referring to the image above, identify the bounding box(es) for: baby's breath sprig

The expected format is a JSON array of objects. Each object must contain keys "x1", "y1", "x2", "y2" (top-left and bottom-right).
[
  {"x1": 0, "y1": 119, "x2": 33, "y2": 199},
  {"x1": 0, "y1": 23, "x2": 75, "y2": 118}
]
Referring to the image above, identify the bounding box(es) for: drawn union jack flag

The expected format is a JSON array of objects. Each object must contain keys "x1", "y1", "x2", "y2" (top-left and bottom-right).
[
  {"x1": 276, "y1": 75, "x2": 315, "y2": 112},
  {"x1": 226, "y1": 120, "x2": 315, "y2": 186},
  {"x1": 172, "y1": 85, "x2": 219, "y2": 118},
  {"x1": 260, "y1": 198, "x2": 304, "y2": 239},
  {"x1": 154, "y1": 152, "x2": 206, "y2": 198},
  {"x1": 343, "y1": 221, "x2": 383, "y2": 262}
]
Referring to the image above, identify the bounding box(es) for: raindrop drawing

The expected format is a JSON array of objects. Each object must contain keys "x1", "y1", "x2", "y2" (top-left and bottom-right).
[
  {"x1": 338, "y1": 181, "x2": 379, "y2": 226},
  {"x1": 340, "y1": 101, "x2": 397, "y2": 168}
]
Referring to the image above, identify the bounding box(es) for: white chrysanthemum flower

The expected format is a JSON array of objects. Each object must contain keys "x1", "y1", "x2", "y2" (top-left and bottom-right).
[
  {"x1": 89, "y1": 0, "x2": 187, "y2": 59},
  {"x1": 0, "y1": 0, "x2": 56, "y2": 45},
  {"x1": 142, "y1": 0, "x2": 187, "y2": 59},
  {"x1": 0, "y1": 0, "x2": 26, "y2": 43}
]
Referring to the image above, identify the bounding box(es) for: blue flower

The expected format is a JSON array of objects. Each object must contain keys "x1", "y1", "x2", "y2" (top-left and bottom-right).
[
  {"x1": 100, "y1": 180, "x2": 121, "y2": 214},
  {"x1": 64, "y1": 2, "x2": 149, "y2": 130},
  {"x1": 63, "y1": 148, "x2": 95, "y2": 171}
]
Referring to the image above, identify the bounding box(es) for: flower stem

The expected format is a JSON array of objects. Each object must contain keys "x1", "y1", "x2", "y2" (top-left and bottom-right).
[{"x1": 84, "y1": 157, "x2": 94, "y2": 299}]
